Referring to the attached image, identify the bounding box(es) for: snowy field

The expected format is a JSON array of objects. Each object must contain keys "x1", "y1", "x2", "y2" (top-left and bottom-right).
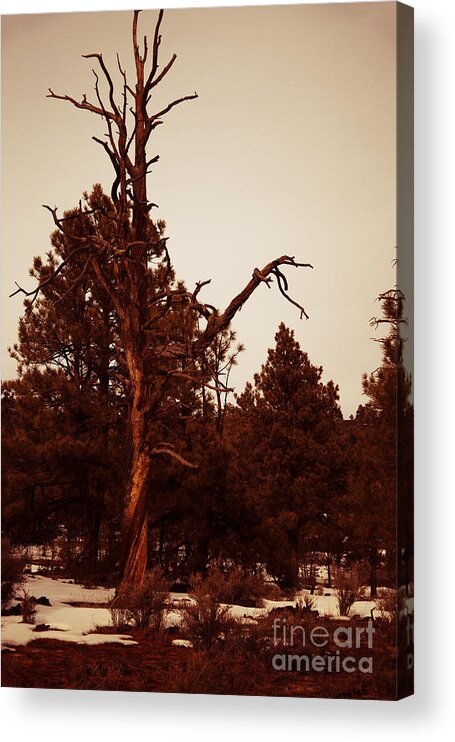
[
  {"x1": 1, "y1": 575, "x2": 135, "y2": 651},
  {"x1": 1, "y1": 574, "x2": 389, "y2": 652}
]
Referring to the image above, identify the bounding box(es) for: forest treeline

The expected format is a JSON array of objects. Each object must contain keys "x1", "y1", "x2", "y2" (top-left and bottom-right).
[{"x1": 1, "y1": 188, "x2": 413, "y2": 597}]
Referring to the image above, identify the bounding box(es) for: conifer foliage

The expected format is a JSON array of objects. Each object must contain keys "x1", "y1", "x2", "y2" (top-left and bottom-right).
[{"x1": 231, "y1": 324, "x2": 347, "y2": 588}]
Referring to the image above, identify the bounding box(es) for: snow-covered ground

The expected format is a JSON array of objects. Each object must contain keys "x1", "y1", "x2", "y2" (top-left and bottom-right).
[
  {"x1": 167, "y1": 590, "x2": 380, "y2": 623},
  {"x1": 1, "y1": 575, "x2": 136, "y2": 651},
  {"x1": 2, "y1": 575, "x2": 389, "y2": 652}
]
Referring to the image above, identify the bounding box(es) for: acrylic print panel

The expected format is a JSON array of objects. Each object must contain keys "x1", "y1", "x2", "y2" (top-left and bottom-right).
[{"x1": 1, "y1": 2, "x2": 414, "y2": 699}]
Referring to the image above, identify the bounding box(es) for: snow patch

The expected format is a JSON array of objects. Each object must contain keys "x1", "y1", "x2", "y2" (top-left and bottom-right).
[
  {"x1": 1, "y1": 575, "x2": 135, "y2": 649},
  {"x1": 172, "y1": 639, "x2": 193, "y2": 648}
]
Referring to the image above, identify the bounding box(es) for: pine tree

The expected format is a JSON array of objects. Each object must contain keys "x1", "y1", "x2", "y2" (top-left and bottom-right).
[
  {"x1": 3, "y1": 187, "x2": 125, "y2": 566},
  {"x1": 350, "y1": 288, "x2": 413, "y2": 596},
  {"x1": 232, "y1": 324, "x2": 346, "y2": 588}
]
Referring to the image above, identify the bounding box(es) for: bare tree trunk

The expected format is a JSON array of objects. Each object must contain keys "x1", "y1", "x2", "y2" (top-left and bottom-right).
[
  {"x1": 119, "y1": 356, "x2": 152, "y2": 586},
  {"x1": 120, "y1": 449, "x2": 150, "y2": 585}
]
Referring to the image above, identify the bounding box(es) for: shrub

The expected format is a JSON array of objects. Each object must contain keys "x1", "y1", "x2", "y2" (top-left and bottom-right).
[
  {"x1": 333, "y1": 563, "x2": 362, "y2": 616},
  {"x1": 21, "y1": 590, "x2": 37, "y2": 624},
  {"x1": 262, "y1": 581, "x2": 283, "y2": 601},
  {"x1": 222, "y1": 567, "x2": 268, "y2": 607},
  {"x1": 109, "y1": 604, "x2": 130, "y2": 630},
  {"x1": 179, "y1": 574, "x2": 239, "y2": 649},
  {"x1": 171, "y1": 636, "x2": 268, "y2": 695},
  {"x1": 109, "y1": 567, "x2": 170, "y2": 632},
  {"x1": 378, "y1": 588, "x2": 399, "y2": 623},
  {"x1": 1, "y1": 537, "x2": 25, "y2": 610},
  {"x1": 297, "y1": 593, "x2": 315, "y2": 611},
  {"x1": 195, "y1": 566, "x2": 267, "y2": 608}
]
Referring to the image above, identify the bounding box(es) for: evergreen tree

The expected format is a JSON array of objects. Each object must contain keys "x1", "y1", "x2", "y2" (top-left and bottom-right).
[
  {"x1": 349, "y1": 288, "x2": 413, "y2": 596},
  {"x1": 231, "y1": 324, "x2": 346, "y2": 588},
  {"x1": 3, "y1": 187, "x2": 125, "y2": 568}
]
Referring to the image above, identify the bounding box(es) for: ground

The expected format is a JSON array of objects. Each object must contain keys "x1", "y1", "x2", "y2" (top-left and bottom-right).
[
  {"x1": 1, "y1": 629, "x2": 398, "y2": 698},
  {"x1": 2, "y1": 572, "x2": 408, "y2": 698}
]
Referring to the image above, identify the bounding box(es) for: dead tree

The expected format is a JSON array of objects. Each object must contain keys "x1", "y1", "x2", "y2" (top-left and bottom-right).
[{"x1": 11, "y1": 10, "x2": 312, "y2": 587}]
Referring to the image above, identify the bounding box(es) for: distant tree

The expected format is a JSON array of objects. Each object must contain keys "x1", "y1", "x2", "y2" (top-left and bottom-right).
[
  {"x1": 348, "y1": 288, "x2": 413, "y2": 596},
  {"x1": 231, "y1": 324, "x2": 347, "y2": 588},
  {"x1": 11, "y1": 11, "x2": 312, "y2": 587}
]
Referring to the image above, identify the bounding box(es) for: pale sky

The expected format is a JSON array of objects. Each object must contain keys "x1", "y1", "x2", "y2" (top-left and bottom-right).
[{"x1": 1, "y1": 2, "x2": 399, "y2": 417}]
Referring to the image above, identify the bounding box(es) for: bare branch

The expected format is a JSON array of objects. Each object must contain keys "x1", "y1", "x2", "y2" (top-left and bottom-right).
[
  {"x1": 377, "y1": 288, "x2": 405, "y2": 300},
  {"x1": 43, "y1": 203, "x2": 112, "y2": 253},
  {"x1": 10, "y1": 246, "x2": 89, "y2": 304},
  {"x1": 150, "y1": 444, "x2": 197, "y2": 469},
  {"x1": 253, "y1": 267, "x2": 273, "y2": 287},
  {"x1": 150, "y1": 92, "x2": 198, "y2": 129},
  {"x1": 53, "y1": 255, "x2": 92, "y2": 305},
  {"x1": 47, "y1": 88, "x2": 117, "y2": 121},
  {"x1": 204, "y1": 381, "x2": 235, "y2": 394},
  {"x1": 132, "y1": 10, "x2": 143, "y2": 80},
  {"x1": 144, "y1": 9, "x2": 164, "y2": 93},
  {"x1": 43, "y1": 204, "x2": 87, "y2": 242},
  {"x1": 125, "y1": 118, "x2": 139, "y2": 157},
  {"x1": 116, "y1": 53, "x2": 135, "y2": 97},
  {"x1": 58, "y1": 204, "x2": 97, "y2": 222},
  {"x1": 82, "y1": 52, "x2": 120, "y2": 117},
  {"x1": 91, "y1": 69, "x2": 121, "y2": 166},
  {"x1": 273, "y1": 266, "x2": 309, "y2": 319},
  {"x1": 91, "y1": 255, "x2": 123, "y2": 316},
  {"x1": 143, "y1": 35, "x2": 148, "y2": 65},
  {"x1": 193, "y1": 279, "x2": 211, "y2": 300},
  {"x1": 370, "y1": 317, "x2": 407, "y2": 329},
  {"x1": 150, "y1": 53, "x2": 177, "y2": 89},
  {"x1": 92, "y1": 136, "x2": 121, "y2": 204},
  {"x1": 190, "y1": 255, "x2": 313, "y2": 355}
]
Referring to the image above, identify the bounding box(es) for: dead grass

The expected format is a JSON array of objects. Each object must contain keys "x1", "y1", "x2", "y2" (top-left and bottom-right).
[{"x1": 2, "y1": 619, "x2": 402, "y2": 699}]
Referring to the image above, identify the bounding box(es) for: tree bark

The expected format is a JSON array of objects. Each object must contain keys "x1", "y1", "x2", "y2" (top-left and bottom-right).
[
  {"x1": 118, "y1": 350, "x2": 152, "y2": 586},
  {"x1": 119, "y1": 446, "x2": 151, "y2": 586}
]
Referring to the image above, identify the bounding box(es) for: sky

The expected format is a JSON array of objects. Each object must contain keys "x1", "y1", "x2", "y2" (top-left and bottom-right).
[{"x1": 1, "y1": 2, "x2": 400, "y2": 418}]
